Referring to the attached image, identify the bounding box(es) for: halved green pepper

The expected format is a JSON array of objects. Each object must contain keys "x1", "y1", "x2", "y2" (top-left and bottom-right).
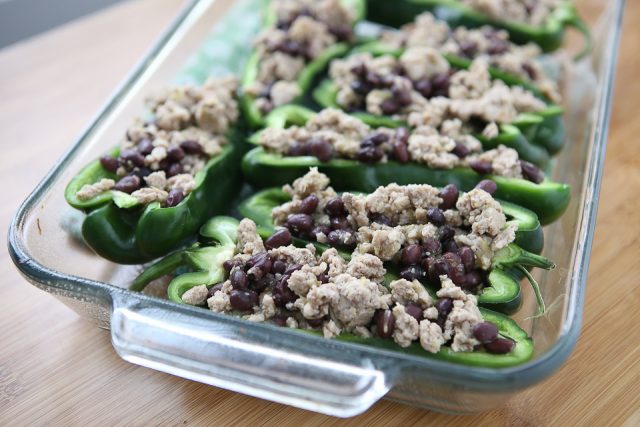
[
  {"x1": 240, "y1": 0, "x2": 367, "y2": 128},
  {"x1": 131, "y1": 215, "x2": 534, "y2": 367},
  {"x1": 344, "y1": 40, "x2": 566, "y2": 155},
  {"x1": 312, "y1": 45, "x2": 562, "y2": 162},
  {"x1": 366, "y1": 0, "x2": 591, "y2": 59},
  {"x1": 241, "y1": 106, "x2": 570, "y2": 224},
  {"x1": 238, "y1": 188, "x2": 554, "y2": 314},
  {"x1": 65, "y1": 128, "x2": 246, "y2": 264}
]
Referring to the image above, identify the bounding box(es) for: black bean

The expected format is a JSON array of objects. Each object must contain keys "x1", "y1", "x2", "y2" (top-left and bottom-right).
[
  {"x1": 438, "y1": 184, "x2": 459, "y2": 210},
  {"x1": 324, "y1": 197, "x2": 345, "y2": 216},
  {"x1": 329, "y1": 25, "x2": 352, "y2": 41},
  {"x1": 327, "y1": 229, "x2": 356, "y2": 247},
  {"x1": 395, "y1": 127, "x2": 410, "y2": 144},
  {"x1": 442, "y1": 240, "x2": 459, "y2": 254},
  {"x1": 120, "y1": 149, "x2": 145, "y2": 168},
  {"x1": 299, "y1": 194, "x2": 319, "y2": 214},
  {"x1": 369, "y1": 213, "x2": 393, "y2": 226},
  {"x1": 306, "y1": 316, "x2": 325, "y2": 328},
  {"x1": 475, "y1": 179, "x2": 498, "y2": 195},
  {"x1": 311, "y1": 225, "x2": 331, "y2": 240},
  {"x1": 137, "y1": 138, "x2": 154, "y2": 155},
  {"x1": 363, "y1": 132, "x2": 389, "y2": 146},
  {"x1": 271, "y1": 260, "x2": 287, "y2": 274},
  {"x1": 522, "y1": 62, "x2": 537, "y2": 80},
  {"x1": 400, "y1": 265, "x2": 424, "y2": 281},
  {"x1": 381, "y1": 98, "x2": 400, "y2": 115},
  {"x1": 287, "y1": 143, "x2": 308, "y2": 157},
  {"x1": 459, "y1": 40, "x2": 478, "y2": 58},
  {"x1": 271, "y1": 316, "x2": 287, "y2": 327},
  {"x1": 435, "y1": 298, "x2": 453, "y2": 317},
  {"x1": 392, "y1": 86, "x2": 412, "y2": 107},
  {"x1": 405, "y1": 303, "x2": 424, "y2": 322},
  {"x1": 375, "y1": 309, "x2": 395, "y2": 338},
  {"x1": 167, "y1": 145, "x2": 185, "y2": 162},
  {"x1": 130, "y1": 167, "x2": 151, "y2": 179},
  {"x1": 275, "y1": 40, "x2": 304, "y2": 56},
  {"x1": 253, "y1": 273, "x2": 275, "y2": 293},
  {"x1": 284, "y1": 264, "x2": 302, "y2": 275},
  {"x1": 427, "y1": 207, "x2": 446, "y2": 226},
  {"x1": 401, "y1": 244, "x2": 422, "y2": 266},
  {"x1": 520, "y1": 160, "x2": 544, "y2": 184},
  {"x1": 484, "y1": 337, "x2": 515, "y2": 354},
  {"x1": 414, "y1": 78, "x2": 432, "y2": 98},
  {"x1": 272, "y1": 277, "x2": 297, "y2": 307},
  {"x1": 431, "y1": 72, "x2": 451, "y2": 96},
  {"x1": 317, "y1": 273, "x2": 329, "y2": 284},
  {"x1": 452, "y1": 141, "x2": 470, "y2": 158},
  {"x1": 365, "y1": 71, "x2": 383, "y2": 87},
  {"x1": 421, "y1": 256, "x2": 433, "y2": 273},
  {"x1": 230, "y1": 269, "x2": 248, "y2": 290},
  {"x1": 286, "y1": 213, "x2": 314, "y2": 234},
  {"x1": 164, "y1": 188, "x2": 184, "y2": 207},
  {"x1": 487, "y1": 39, "x2": 509, "y2": 55},
  {"x1": 206, "y1": 283, "x2": 224, "y2": 299},
  {"x1": 439, "y1": 225, "x2": 455, "y2": 242},
  {"x1": 247, "y1": 253, "x2": 272, "y2": 281},
  {"x1": 114, "y1": 175, "x2": 141, "y2": 194},
  {"x1": 166, "y1": 162, "x2": 183, "y2": 177},
  {"x1": 351, "y1": 63, "x2": 367, "y2": 78},
  {"x1": 223, "y1": 258, "x2": 240, "y2": 272},
  {"x1": 308, "y1": 138, "x2": 333, "y2": 162},
  {"x1": 229, "y1": 289, "x2": 258, "y2": 311},
  {"x1": 357, "y1": 145, "x2": 384, "y2": 163},
  {"x1": 473, "y1": 321, "x2": 499, "y2": 343},
  {"x1": 422, "y1": 238, "x2": 442, "y2": 256},
  {"x1": 100, "y1": 155, "x2": 119, "y2": 172},
  {"x1": 350, "y1": 80, "x2": 371, "y2": 95},
  {"x1": 265, "y1": 228, "x2": 292, "y2": 249},
  {"x1": 459, "y1": 246, "x2": 475, "y2": 271},
  {"x1": 469, "y1": 159, "x2": 493, "y2": 175},
  {"x1": 393, "y1": 140, "x2": 410, "y2": 164},
  {"x1": 330, "y1": 216, "x2": 350, "y2": 230},
  {"x1": 428, "y1": 258, "x2": 449, "y2": 283},
  {"x1": 443, "y1": 252, "x2": 465, "y2": 285},
  {"x1": 180, "y1": 140, "x2": 203, "y2": 154},
  {"x1": 464, "y1": 271, "x2": 484, "y2": 289}
]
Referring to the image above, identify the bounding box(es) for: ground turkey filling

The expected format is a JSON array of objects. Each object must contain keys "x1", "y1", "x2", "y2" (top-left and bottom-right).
[
  {"x1": 380, "y1": 12, "x2": 560, "y2": 103},
  {"x1": 329, "y1": 49, "x2": 547, "y2": 131},
  {"x1": 245, "y1": 0, "x2": 357, "y2": 114},
  {"x1": 257, "y1": 108, "x2": 545, "y2": 183},
  {"x1": 273, "y1": 168, "x2": 517, "y2": 288},
  {"x1": 458, "y1": 0, "x2": 565, "y2": 27},
  {"x1": 75, "y1": 77, "x2": 239, "y2": 207},
  {"x1": 181, "y1": 217, "x2": 514, "y2": 355}
]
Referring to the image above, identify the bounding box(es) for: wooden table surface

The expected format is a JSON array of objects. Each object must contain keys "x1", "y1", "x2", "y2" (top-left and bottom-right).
[{"x1": 1, "y1": 0, "x2": 638, "y2": 425}]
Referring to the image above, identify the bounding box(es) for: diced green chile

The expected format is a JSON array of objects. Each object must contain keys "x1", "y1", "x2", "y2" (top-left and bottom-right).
[
  {"x1": 240, "y1": 0, "x2": 367, "y2": 128},
  {"x1": 313, "y1": 60, "x2": 557, "y2": 166},
  {"x1": 65, "y1": 128, "x2": 246, "y2": 264},
  {"x1": 241, "y1": 106, "x2": 570, "y2": 224},
  {"x1": 131, "y1": 215, "x2": 533, "y2": 367},
  {"x1": 238, "y1": 188, "x2": 554, "y2": 314},
  {"x1": 365, "y1": 0, "x2": 591, "y2": 59}
]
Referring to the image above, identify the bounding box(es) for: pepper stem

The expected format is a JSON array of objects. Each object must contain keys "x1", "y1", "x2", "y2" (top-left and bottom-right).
[
  {"x1": 493, "y1": 244, "x2": 555, "y2": 270},
  {"x1": 516, "y1": 264, "x2": 546, "y2": 316},
  {"x1": 515, "y1": 249, "x2": 556, "y2": 270}
]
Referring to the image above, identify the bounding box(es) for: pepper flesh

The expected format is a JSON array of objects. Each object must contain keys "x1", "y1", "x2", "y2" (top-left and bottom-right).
[
  {"x1": 238, "y1": 187, "x2": 554, "y2": 313},
  {"x1": 241, "y1": 106, "x2": 570, "y2": 224},
  {"x1": 240, "y1": 0, "x2": 367, "y2": 128},
  {"x1": 131, "y1": 215, "x2": 533, "y2": 367},
  {"x1": 365, "y1": 0, "x2": 591, "y2": 59},
  {"x1": 66, "y1": 128, "x2": 246, "y2": 264}
]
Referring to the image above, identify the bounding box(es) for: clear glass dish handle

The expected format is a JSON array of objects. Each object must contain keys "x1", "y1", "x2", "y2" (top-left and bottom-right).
[{"x1": 110, "y1": 294, "x2": 389, "y2": 417}]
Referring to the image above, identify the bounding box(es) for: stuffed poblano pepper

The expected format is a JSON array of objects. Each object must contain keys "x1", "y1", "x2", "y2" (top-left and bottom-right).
[
  {"x1": 131, "y1": 215, "x2": 534, "y2": 367},
  {"x1": 238, "y1": 168, "x2": 554, "y2": 313},
  {"x1": 356, "y1": 11, "x2": 566, "y2": 153},
  {"x1": 314, "y1": 47, "x2": 561, "y2": 163},
  {"x1": 65, "y1": 77, "x2": 246, "y2": 264},
  {"x1": 241, "y1": 106, "x2": 570, "y2": 224},
  {"x1": 240, "y1": 0, "x2": 366, "y2": 128},
  {"x1": 366, "y1": 0, "x2": 591, "y2": 60}
]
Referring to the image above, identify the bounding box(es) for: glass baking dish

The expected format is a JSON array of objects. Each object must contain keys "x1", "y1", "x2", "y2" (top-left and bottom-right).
[{"x1": 7, "y1": 0, "x2": 624, "y2": 417}]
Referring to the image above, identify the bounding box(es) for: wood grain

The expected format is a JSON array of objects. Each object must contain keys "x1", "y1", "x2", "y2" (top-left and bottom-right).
[{"x1": 1, "y1": 0, "x2": 638, "y2": 425}]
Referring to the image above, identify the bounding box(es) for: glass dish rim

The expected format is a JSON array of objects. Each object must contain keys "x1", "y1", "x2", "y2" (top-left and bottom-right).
[{"x1": 6, "y1": 0, "x2": 626, "y2": 389}]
